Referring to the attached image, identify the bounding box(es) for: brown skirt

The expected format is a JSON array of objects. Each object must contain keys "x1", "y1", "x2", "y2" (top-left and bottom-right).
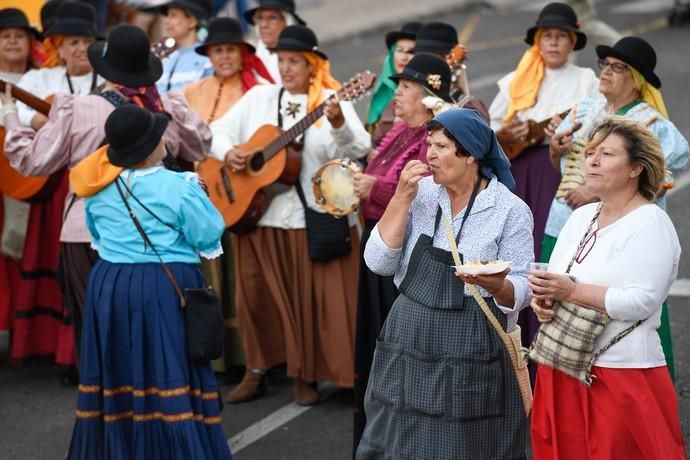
[{"x1": 233, "y1": 226, "x2": 359, "y2": 388}]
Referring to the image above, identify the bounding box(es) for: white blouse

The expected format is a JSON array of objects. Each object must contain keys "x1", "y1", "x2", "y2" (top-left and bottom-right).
[
  {"x1": 489, "y1": 62, "x2": 599, "y2": 131},
  {"x1": 548, "y1": 203, "x2": 681, "y2": 368},
  {"x1": 255, "y1": 41, "x2": 281, "y2": 84},
  {"x1": 209, "y1": 84, "x2": 371, "y2": 229},
  {"x1": 16, "y1": 66, "x2": 103, "y2": 127}
]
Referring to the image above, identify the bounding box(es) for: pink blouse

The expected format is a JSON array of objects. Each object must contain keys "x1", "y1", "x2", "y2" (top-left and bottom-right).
[
  {"x1": 362, "y1": 122, "x2": 428, "y2": 221},
  {"x1": 3, "y1": 90, "x2": 211, "y2": 243}
]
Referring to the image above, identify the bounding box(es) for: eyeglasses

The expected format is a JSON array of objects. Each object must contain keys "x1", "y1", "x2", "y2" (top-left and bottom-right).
[
  {"x1": 574, "y1": 229, "x2": 597, "y2": 264},
  {"x1": 597, "y1": 58, "x2": 630, "y2": 74}
]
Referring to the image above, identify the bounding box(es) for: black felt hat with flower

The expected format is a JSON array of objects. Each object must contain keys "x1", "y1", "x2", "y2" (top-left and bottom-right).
[{"x1": 390, "y1": 53, "x2": 452, "y2": 102}]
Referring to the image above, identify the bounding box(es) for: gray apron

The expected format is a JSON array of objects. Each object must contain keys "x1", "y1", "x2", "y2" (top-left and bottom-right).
[{"x1": 356, "y1": 184, "x2": 527, "y2": 460}]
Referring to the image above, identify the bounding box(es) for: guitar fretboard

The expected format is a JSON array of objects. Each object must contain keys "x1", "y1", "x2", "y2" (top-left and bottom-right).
[{"x1": 262, "y1": 98, "x2": 330, "y2": 159}]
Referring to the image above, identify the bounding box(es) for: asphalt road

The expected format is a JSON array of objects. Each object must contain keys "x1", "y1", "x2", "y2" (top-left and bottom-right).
[{"x1": 1, "y1": 1, "x2": 689, "y2": 459}]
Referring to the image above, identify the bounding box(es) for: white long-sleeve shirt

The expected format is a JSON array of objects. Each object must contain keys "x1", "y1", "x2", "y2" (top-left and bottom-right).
[
  {"x1": 489, "y1": 62, "x2": 599, "y2": 131},
  {"x1": 209, "y1": 84, "x2": 371, "y2": 229},
  {"x1": 16, "y1": 66, "x2": 103, "y2": 127},
  {"x1": 548, "y1": 202, "x2": 680, "y2": 368}
]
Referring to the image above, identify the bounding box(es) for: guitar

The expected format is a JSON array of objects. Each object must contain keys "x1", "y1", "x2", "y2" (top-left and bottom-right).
[
  {"x1": 197, "y1": 71, "x2": 377, "y2": 234},
  {"x1": 497, "y1": 109, "x2": 571, "y2": 160},
  {"x1": 0, "y1": 81, "x2": 57, "y2": 202},
  {"x1": 0, "y1": 40, "x2": 178, "y2": 202}
]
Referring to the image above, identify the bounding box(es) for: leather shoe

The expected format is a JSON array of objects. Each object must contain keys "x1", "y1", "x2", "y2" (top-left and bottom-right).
[
  {"x1": 226, "y1": 371, "x2": 267, "y2": 403},
  {"x1": 293, "y1": 379, "x2": 319, "y2": 406}
]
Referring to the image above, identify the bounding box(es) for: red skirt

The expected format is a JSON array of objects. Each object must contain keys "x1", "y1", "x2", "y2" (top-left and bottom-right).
[
  {"x1": 0, "y1": 197, "x2": 21, "y2": 330},
  {"x1": 531, "y1": 364, "x2": 687, "y2": 460},
  {"x1": 10, "y1": 173, "x2": 74, "y2": 365}
]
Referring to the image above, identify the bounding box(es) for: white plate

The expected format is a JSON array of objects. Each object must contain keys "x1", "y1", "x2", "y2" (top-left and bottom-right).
[{"x1": 453, "y1": 261, "x2": 511, "y2": 276}]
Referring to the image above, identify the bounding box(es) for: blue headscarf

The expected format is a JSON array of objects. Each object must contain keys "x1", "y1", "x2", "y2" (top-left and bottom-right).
[{"x1": 433, "y1": 108, "x2": 516, "y2": 191}]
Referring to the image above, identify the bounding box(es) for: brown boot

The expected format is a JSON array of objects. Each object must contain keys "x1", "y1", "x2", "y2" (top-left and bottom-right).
[
  {"x1": 293, "y1": 379, "x2": 319, "y2": 406},
  {"x1": 226, "y1": 370, "x2": 267, "y2": 403}
]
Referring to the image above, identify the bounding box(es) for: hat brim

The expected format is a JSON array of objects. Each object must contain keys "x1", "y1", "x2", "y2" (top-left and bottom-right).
[
  {"x1": 244, "y1": 6, "x2": 306, "y2": 25},
  {"x1": 107, "y1": 112, "x2": 169, "y2": 168},
  {"x1": 45, "y1": 21, "x2": 99, "y2": 39},
  {"x1": 270, "y1": 44, "x2": 327, "y2": 60},
  {"x1": 385, "y1": 31, "x2": 416, "y2": 50},
  {"x1": 195, "y1": 39, "x2": 255, "y2": 56},
  {"x1": 596, "y1": 44, "x2": 661, "y2": 89},
  {"x1": 151, "y1": 1, "x2": 210, "y2": 20},
  {"x1": 390, "y1": 73, "x2": 453, "y2": 103},
  {"x1": 525, "y1": 24, "x2": 587, "y2": 51},
  {"x1": 88, "y1": 41, "x2": 163, "y2": 87}
]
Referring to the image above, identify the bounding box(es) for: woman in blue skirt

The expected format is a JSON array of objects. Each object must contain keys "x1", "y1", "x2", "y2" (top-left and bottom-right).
[{"x1": 67, "y1": 103, "x2": 232, "y2": 459}]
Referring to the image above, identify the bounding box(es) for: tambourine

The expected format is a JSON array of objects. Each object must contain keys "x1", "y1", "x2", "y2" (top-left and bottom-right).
[{"x1": 312, "y1": 158, "x2": 362, "y2": 217}]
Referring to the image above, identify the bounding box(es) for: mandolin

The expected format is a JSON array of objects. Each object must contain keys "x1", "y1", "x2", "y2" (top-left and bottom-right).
[
  {"x1": 497, "y1": 109, "x2": 571, "y2": 160},
  {"x1": 197, "y1": 71, "x2": 377, "y2": 234}
]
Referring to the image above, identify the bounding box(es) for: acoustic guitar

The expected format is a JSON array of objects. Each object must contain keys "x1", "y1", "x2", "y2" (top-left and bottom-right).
[
  {"x1": 197, "y1": 71, "x2": 377, "y2": 234},
  {"x1": 497, "y1": 109, "x2": 571, "y2": 160},
  {"x1": 0, "y1": 38, "x2": 178, "y2": 202}
]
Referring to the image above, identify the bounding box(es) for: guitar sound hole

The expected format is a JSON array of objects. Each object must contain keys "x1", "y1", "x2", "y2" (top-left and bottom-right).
[{"x1": 249, "y1": 152, "x2": 265, "y2": 172}]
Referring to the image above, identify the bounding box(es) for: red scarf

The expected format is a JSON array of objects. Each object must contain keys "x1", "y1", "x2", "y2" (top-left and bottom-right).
[
  {"x1": 240, "y1": 46, "x2": 274, "y2": 92},
  {"x1": 113, "y1": 84, "x2": 165, "y2": 112}
]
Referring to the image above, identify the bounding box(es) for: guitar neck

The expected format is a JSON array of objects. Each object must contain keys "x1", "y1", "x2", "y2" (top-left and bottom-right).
[
  {"x1": 0, "y1": 80, "x2": 51, "y2": 116},
  {"x1": 263, "y1": 98, "x2": 330, "y2": 158},
  {"x1": 536, "y1": 108, "x2": 571, "y2": 130}
]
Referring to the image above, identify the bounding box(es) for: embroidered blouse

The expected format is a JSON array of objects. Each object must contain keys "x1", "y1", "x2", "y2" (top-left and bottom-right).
[
  {"x1": 362, "y1": 122, "x2": 428, "y2": 221},
  {"x1": 86, "y1": 167, "x2": 224, "y2": 264},
  {"x1": 548, "y1": 203, "x2": 680, "y2": 368},
  {"x1": 364, "y1": 176, "x2": 534, "y2": 331},
  {"x1": 544, "y1": 94, "x2": 690, "y2": 238}
]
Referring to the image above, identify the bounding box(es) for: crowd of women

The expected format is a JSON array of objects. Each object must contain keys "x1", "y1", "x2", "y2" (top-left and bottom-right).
[{"x1": 0, "y1": 0, "x2": 687, "y2": 458}]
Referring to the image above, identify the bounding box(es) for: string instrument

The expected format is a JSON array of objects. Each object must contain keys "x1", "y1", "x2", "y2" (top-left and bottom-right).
[
  {"x1": 197, "y1": 71, "x2": 377, "y2": 234},
  {"x1": 0, "y1": 81, "x2": 57, "y2": 201},
  {"x1": 497, "y1": 109, "x2": 571, "y2": 160},
  {"x1": 445, "y1": 44, "x2": 468, "y2": 95}
]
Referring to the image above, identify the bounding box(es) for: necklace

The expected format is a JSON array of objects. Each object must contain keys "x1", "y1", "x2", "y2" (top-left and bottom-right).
[{"x1": 207, "y1": 78, "x2": 225, "y2": 123}]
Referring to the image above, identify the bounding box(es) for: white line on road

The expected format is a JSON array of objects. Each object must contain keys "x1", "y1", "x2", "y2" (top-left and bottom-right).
[
  {"x1": 227, "y1": 384, "x2": 339, "y2": 454},
  {"x1": 670, "y1": 279, "x2": 690, "y2": 298}
]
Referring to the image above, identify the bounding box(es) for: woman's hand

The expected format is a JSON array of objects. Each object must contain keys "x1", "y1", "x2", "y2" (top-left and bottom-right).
[
  {"x1": 324, "y1": 96, "x2": 345, "y2": 129},
  {"x1": 549, "y1": 130, "x2": 572, "y2": 158},
  {"x1": 456, "y1": 268, "x2": 510, "y2": 295},
  {"x1": 544, "y1": 114, "x2": 563, "y2": 138},
  {"x1": 531, "y1": 297, "x2": 555, "y2": 323},
  {"x1": 393, "y1": 160, "x2": 429, "y2": 204},
  {"x1": 528, "y1": 271, "x2": 576, "y2": 302},
  {"x1": 224, "y1": 148, "x2": 250, "y2": 172},
  {"x1": 565, "y1": 185, "x2": 598, "y2": 210},
  {"x1": 353, "y1": 172, "x2": 376, "y2": 200},
  {"x1": 0, "y1": 82, "x2": 15, "y2": 108},
  {"x1": 498, "y1": 120, "x2": 529, "y2": 144}
]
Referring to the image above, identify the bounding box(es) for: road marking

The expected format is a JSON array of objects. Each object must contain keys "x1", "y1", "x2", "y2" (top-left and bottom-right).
[
  {"x1": 670, "y1": 279, "x2": 690, "y2": 298},
  {"x1": 458, "y1": 14, "x2": 481, "y2": 45},
  {"x1": 227, "y1": 384, "x2": 339, "y2": 454}
]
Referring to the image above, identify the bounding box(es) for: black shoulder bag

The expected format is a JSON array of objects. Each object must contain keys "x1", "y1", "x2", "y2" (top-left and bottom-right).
[
  {"x1": 277, "y1": 88, "x2": 352, "y2": 262},
  {"x1": 114, "y1": 177, "x2": 224, "y2": 363}
]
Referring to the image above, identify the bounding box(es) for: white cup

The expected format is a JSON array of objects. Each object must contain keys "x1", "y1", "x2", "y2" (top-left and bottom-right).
[{"x1": 530, "y1": 262, "x2": 549, "y2": 273}]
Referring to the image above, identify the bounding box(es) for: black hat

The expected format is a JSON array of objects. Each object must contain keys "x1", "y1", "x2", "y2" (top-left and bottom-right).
[
  {"x1": 157, "y1": 0, "x2": 213, "y2": 21},
  {"x1": 385, "y1": 22, "x2": 422, "y2": 50},
  {"x1": 525, "y1": 2, "x2": 587, "y2": 51},
  {"x1": 0, "y1": 8, "x2": 40, "y2": 39},
  {"x1": 271, "y1": 25, "x2": 326, "y2": 60},
  {"x1": 40, "y1": 0, "x2": 64, "y2": 34},
  {"x1": 413, "y1": 22, "x2": 458, "y2": 56},
  {"x1": 88, "y1": 25, "x2": 163, "y2": 87},
  {"x1": 390, "y1": 53, "x2": 452, "y2": 102},
  {"x1": 244, "y1": 0, "x2": 306, "y2": 26},
  {"x1": 596, "y1": 36, "x2": 661, "y2": 88},
  {"x1": 45, "y1": 1, "x2": 98, "y2": 38},
  {"x1": 195, "y1": 17, "x2": 255, "y2": 55},
  {"x1": 106, "y1": 104, "x2": 169, "y2": 168}
]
